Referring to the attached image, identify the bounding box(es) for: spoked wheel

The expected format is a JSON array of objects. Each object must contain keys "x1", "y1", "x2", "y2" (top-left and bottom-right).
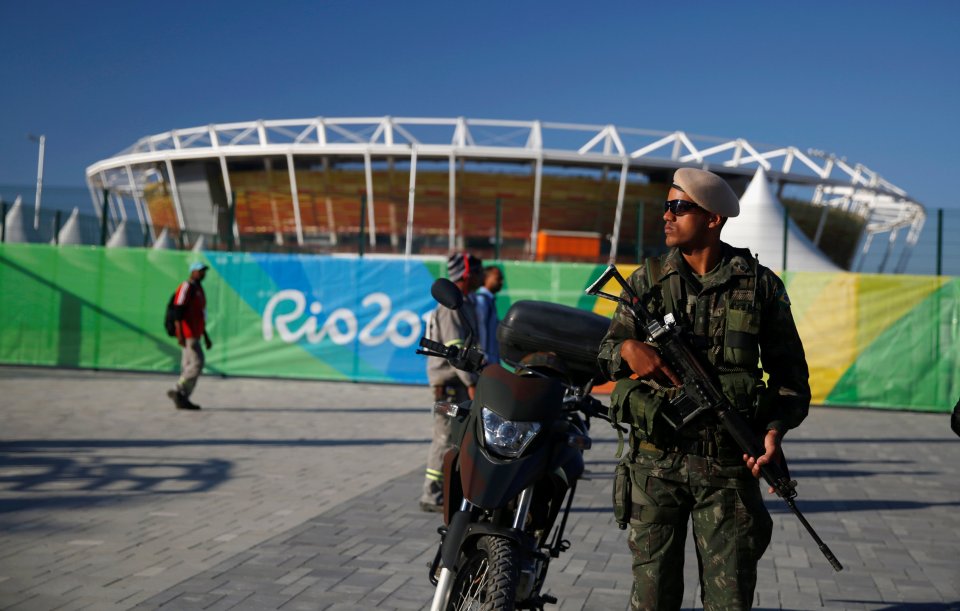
[{"x1": 446, "y1": 535, "x2": 519, "y2": 611}]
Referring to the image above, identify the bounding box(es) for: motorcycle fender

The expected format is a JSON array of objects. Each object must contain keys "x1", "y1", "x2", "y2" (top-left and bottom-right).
[
  {"x1": 555, "y1": 444, "x2": 585, "y2": 483},
  {"x1": 441, "y1": 447, "x2": 462, "y2": 526},
  {"x1": 441, "y1": 515, "x2": 523, "y2": 570},
  {"x1": 441, "y1": 509, "x2": 472, "y2": 570}
]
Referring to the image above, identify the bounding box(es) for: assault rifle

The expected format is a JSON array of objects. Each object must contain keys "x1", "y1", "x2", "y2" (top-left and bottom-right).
[{"x1": 586, "y1": 264, "x2": 843, "y2": 572}]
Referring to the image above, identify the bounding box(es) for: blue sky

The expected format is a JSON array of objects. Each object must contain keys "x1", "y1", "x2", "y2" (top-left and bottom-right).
[{"x1": 1, "y1": 1, "x2": 958, "y2": 209}]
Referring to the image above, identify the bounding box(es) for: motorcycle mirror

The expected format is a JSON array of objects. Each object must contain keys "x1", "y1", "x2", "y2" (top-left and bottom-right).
[{"x1": 431, "y1": 278, "x2": 463, "y2": 310}]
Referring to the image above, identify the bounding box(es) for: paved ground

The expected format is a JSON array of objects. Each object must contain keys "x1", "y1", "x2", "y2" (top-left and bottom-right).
[{"x1": 0, "y1": 366, "x2": 958, "y2": 610}]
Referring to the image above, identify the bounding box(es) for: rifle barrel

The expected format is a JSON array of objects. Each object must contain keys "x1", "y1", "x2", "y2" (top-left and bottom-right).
[{"x1": 787, "y1": 499, "x2": 844, "y2": 571}]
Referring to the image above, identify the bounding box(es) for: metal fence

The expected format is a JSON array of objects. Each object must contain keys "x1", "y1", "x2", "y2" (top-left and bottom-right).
[
  {"x1": 0, "y1": 199, "x2": 220, "y2": 251},
  {"x1": 1, "y1": 188, "x2": 959, "y2": 276}
]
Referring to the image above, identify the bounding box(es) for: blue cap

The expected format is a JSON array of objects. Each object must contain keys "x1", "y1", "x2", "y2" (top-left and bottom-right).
[{"x1": 189, "y1": 262, "x2": 208, "y2": 272}]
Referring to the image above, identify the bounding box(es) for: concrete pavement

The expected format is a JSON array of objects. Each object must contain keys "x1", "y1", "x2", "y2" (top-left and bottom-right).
[{"x1": 1, "y1": 366, "x2": 958, "y2": 610}]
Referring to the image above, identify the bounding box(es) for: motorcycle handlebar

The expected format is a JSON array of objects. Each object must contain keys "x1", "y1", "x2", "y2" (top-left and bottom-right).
[
  {"x1": 417, "y1": 337, "x2": 484, "y2": 373},
  {"x1": 563, "y1": 394, "x2": 611, "y2": 422},
  {"x1": 419, "y1": 337, "x2": 452, "y2": 356}
]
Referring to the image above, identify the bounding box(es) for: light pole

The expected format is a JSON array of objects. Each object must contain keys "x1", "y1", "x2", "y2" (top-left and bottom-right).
[{"x1": 28, "y1": 134, "x2": 45, "y2": 230}]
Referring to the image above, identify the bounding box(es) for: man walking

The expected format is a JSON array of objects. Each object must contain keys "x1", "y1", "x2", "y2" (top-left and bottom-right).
[
  {"x1": 167, "y1": 261, "x2": 212, "y2": 411},
  {"x1": 474, "y1": 265, "x2": 504, "y2": 366},
  {"x1": 597, "y1": 168, "x2": 811, "y2": 610},
  {"x1": 420, "y1": 252, "x2": 483, "y2": 512}
]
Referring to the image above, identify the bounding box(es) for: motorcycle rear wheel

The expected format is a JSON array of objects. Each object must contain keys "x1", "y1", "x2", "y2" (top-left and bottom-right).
[{"x1": 446, "y1": 535, "x2": 519, "y2": 611}]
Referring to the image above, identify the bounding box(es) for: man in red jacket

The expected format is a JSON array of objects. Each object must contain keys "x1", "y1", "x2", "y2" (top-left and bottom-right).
[{"x1": 167, "y1": 262, "x2": 213, "y2": 410}]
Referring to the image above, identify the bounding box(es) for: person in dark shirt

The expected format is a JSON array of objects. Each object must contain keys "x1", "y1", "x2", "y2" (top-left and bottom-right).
[{"x1": 475, "y1": 265, "x2": 503, "y2": 366}]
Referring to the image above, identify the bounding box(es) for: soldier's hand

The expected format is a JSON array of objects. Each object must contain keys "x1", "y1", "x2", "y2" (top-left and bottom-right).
[
  {"x1": 620, "y1": 339, "x2": 681, "y2": 387},
  {"x1": 744, "y1": 429, "x2": 781, "y2": 494}
]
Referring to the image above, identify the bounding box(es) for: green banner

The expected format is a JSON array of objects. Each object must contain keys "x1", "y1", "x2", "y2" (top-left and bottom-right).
[{"x1": 1, "y1": 243, "x2": 957, "y2": 412}]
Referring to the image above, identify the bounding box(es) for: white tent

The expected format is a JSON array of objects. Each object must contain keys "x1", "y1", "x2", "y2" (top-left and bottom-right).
[
  {"x1": 2, "y1": 198, "x2": 39, "y2": 243},
  {"x1": 106, "y1": 220, "x2": 148, "y2": 248},
  {"x1": 723, "y1": 168, "x2": 841, "y2": 272},
  {"x1": 106, "y1": 220, "x2": 131, "y2": 247},
  {"x1": 152, "y1": 227, "x2": 176, "y2": 250},
  {"x1": 191, "y1": 234, "x2": 206, "y2": 252},
  {"x1": 57, "y1": 208, "x2": 85, "y2": 245}
]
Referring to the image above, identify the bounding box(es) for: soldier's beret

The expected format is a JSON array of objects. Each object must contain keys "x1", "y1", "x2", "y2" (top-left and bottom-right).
[{"x1": 673, "y1": 168, "x2": 740, "y2": 217}]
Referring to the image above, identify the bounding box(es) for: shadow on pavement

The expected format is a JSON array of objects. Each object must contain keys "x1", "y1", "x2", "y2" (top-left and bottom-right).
[
  {"x1": 0, "y1": 453, "x2": 233, "y2": 513},
  {"x1": 1, "y1": 438, "x2": 429, "y2": 450},
  {"x1": 791, "y1": 437, "x2": 957, "y2": 444},
  {"x1": 213, "y1": 406, "x2": 428, "y2": 414},
  {"x1": 789, "y1": 469, "x2": 939, "y2": 478},
  {"x1": 828, "y1": 602, "x2": 960, "y2": 610},
  {"x1": 786, "y1": 457, "x2": 913, "y2": 465},
  {"x1": 768, "y1": 499, "x2": 960, "y2": 513}
]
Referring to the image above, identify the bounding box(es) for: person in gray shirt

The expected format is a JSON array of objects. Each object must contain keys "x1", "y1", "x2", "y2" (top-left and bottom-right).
[{"x1": 420, "y1": 252, "x2": 483, "y2": 513}]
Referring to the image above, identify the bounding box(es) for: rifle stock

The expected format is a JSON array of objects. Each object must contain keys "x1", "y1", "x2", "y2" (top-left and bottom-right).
[{"x1": 587, "y1": 264, "x2": 842, "y2": 572}]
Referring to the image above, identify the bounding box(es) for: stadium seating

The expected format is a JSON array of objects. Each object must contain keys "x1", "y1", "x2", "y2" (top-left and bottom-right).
[{"x1": 143, "y1": 168, "x2": 668, "y2": 261}]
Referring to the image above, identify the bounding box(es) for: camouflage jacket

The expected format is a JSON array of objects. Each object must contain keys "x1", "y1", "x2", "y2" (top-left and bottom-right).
[{"x1": 597, "y1": 243, "x2": 810, "y2": 435}]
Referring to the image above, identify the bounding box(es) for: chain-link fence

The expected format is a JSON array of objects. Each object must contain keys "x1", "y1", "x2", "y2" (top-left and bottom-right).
[
  {"x1": 0, "y1": 200, "x2": 221, "y2": 251},
  {"x1": 2, "y1": 189, "x2": 959, "y2": 276}
]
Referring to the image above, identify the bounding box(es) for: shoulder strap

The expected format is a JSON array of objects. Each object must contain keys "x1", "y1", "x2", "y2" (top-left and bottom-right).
[
  {"x1": 644, "y1": 256, "x2": 661, "y2": 289},
  {"x1": 644, "y1": 255, "x2": 680, "y2": 317},
  {"x1": 175, "y1": 281, "x2": 195, "y2": 306}
]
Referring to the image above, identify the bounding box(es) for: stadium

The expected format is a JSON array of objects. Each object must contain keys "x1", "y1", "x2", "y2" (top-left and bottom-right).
[
  {"x1": 2, "y1": 115, "x2": 955, "y2": 412},
  {"x1": 83, "y1": 116, "x2": 925, "y2": 271}
]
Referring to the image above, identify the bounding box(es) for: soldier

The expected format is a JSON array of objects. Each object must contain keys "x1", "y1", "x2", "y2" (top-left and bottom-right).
[
  {"x1": 420, "y1": 252, "x2": 483, "y2": 513},
  {"x1": 597, "y1": 168, "x2": 811, "y2": 610}
]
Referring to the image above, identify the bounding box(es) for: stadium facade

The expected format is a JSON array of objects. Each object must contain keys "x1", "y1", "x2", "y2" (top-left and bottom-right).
[{"x1": 84, "y1": 116, "x2": 925, "y2": 270}]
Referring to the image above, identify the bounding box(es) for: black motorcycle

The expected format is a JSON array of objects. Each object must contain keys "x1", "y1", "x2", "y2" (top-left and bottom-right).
[{"x1": 417, "y1": 278, "x2": 613, "y2": 611}]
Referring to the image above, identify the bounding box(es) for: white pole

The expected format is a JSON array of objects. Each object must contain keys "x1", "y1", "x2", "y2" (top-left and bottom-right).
[
  {"x1": 608, "y1": 159, "x2": 630, "y2": 264},
  {"x1": 363, "y1": 151, "x2": 376, "y2": 247},
  {"x1": 405, "y1": 147, "x2": 418, "y2": 258},
  {"x1": 30, "y1": 134, "x2": 45, "y2": 230},
  {"x1": 287, "y1": 153, "x2": 304, "y2": 246},
  {"x1": 219, "y1": 155, "x2": 239, "y2": 246},
  {"x1": 448, "y1": 154, "x2": 456, "y2": 250},
  {"x1": 164, "y1": 159, "x2": 187, "y2": 230},
  {"x1": 125, "y1": 165, "x2": 147, "y2": 229},
  {"x1": 86, "y1": 178, "x2": 101, "y2": 221},
  {"x1": 529, "y1": 157, "x2": 543, "y2": 260}
]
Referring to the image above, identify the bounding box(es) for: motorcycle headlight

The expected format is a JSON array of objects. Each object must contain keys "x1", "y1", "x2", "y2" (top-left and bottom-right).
[{"x1": 481, "y1": 407, "x2": 541, "y2": 458}]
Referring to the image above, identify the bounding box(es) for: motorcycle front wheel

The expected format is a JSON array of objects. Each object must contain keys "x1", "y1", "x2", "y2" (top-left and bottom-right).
[{"x1": 446, "y1": 535, "x2": 519, "y2": 611}]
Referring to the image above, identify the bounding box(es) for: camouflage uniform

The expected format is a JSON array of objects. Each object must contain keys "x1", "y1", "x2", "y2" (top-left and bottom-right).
[{"x1": 598, "y1": 244, "x2": 810, "y2": 611}]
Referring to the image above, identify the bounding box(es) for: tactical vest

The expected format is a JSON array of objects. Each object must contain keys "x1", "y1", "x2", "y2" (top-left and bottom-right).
[{"x1": 609, "y1": 249, "x2": 766, "y2": 458}]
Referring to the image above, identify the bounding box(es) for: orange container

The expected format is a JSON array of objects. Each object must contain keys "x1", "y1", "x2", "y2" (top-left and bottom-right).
[{"x1": 535, "y1": 230, "x2": 602, "y2": 261}]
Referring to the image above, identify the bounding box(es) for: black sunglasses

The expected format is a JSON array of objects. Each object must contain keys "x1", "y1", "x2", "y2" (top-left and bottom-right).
[{"x1": 664, "y1": 199, "x2": 704, "y2": 216}]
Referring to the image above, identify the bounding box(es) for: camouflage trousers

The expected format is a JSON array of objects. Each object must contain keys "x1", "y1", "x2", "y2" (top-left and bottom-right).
[{"x1": 627, "y1": 446, "x2": 772, "y2": 611}]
